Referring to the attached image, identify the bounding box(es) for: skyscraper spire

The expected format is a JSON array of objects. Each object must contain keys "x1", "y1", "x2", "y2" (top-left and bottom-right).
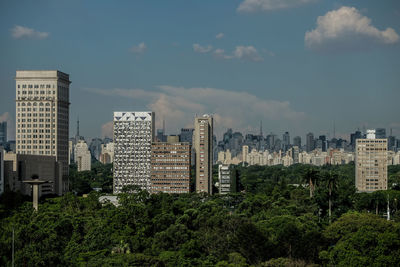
[
  {"x1": 333, "y1": 121, "x2": 336, "y2": 139},
  {"x1": 77, "y1": 116, "x2": 80, "y2": 137},
  {"x1": 260, "y1": 120, "x2": 263, "y2": 137},
  {"x1": 162, "y1": 118, "x2": 165, "y2": 134}
]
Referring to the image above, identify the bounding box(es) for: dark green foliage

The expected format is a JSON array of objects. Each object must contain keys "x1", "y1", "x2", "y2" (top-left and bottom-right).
[
  {"x1": 1, "y1": 163, "x2": 400, "y2": 266},
  {"x1": 69, "y1": 162, "x2": 113, "y2": 195}
]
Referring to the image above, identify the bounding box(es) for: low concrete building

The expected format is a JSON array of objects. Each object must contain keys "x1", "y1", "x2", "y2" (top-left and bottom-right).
[{"x1": 4, "y1": 152, "x2": 62, "y2": 196}]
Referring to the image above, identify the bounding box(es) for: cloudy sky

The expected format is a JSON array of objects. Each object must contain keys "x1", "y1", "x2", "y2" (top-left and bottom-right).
[{"x1": 0, "y1": 0, "x2": 399, "y2": 140}]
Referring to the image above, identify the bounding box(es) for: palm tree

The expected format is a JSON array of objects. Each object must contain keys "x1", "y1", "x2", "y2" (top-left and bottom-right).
[
  {"x1": 303, "y1": 168, "x2": 319, "y2": 198},
  {"x1": 327, "y1": 171, "x2": 339, "y2": 224}
]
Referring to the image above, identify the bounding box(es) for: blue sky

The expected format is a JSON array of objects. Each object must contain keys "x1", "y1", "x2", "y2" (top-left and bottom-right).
[{"x1": 0, "y1": 0, "x2": 399, "y2": 141}]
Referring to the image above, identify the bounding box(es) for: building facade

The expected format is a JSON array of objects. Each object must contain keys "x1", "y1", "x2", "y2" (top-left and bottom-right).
[
  {"x1": 113, "y1": 111, "x2": 155, "y2": 194},
  {"x1": 15, "y1": 70, "x2": 70, "y2": 194},
  {"x1": 218, "y1": 164, "x2": 231, "y2": 194},
  {"x1": 194, "y1": 114, "x2": 213, "y2": 194},
  {"x1": 151, "y1": 141, "x2": 191, "y2": 194},
  {"x1": 0, "y1": 147, "x2": 3, "y2": 195},
  {"x1": 0, "y1": 122, "x2": 7, "y2": 145},
  {"x1": 306, "y1": 132, "x2": 315, "y2": 152},
  {"x1": 355, "y1": 130, "x2": 388, "y2": 192},
  {"x1": 74, "y1": 140, "x2": 91, "y2": 172},
  {"x1": 100, "y1": 142, "x2": 114, "y2": 164}
]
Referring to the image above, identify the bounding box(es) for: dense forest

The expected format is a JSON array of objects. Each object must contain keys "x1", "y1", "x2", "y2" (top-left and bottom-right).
[{"x1": 1, "y1": 163, "x2": 400, "y2": 266}]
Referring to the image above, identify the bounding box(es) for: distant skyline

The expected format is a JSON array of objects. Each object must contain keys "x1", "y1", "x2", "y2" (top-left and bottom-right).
[{"x1": 0, "y1": 0, "x2": 399, "y2": 140}]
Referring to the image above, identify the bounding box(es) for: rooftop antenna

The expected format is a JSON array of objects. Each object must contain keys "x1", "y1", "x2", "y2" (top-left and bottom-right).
[
  {"x1": 333, "y1": 121, "x2": 336, "y2": 139},
  {"x1": 76, "y1": 116, "x2": 80, "y2": 137}
]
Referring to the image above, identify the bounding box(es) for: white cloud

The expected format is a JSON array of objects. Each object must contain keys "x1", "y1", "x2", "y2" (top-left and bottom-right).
[
  {"x1": 101, "y1": 121, "x2": 113, "y2": 139},
  {"x1": 193, "y1": 43, "x2": 213, "y2": 53},
  {"x1": 0, "y1": 112, "x2": 15, "y2": 140},
  {"x1": 214, "y1": 45, "x2": 264, "y2": 61},
  {"x1": 216, "y1": 33, "x2": 225, "y2": 39},
  {"x1": 305, "y1": 6, "x2": 399, "y2": 52},
  {"x1": 130, "y1": 42, "x2": 147, "y2": 53},
  {"x1": 11, "y1": 25, "x2": 49, "y2": 39},
  {"x1": 238, "y1": 0, "x2": 317, "y2": 13},
  {"x1": 88, "y1": 86, "x2": 305, "y2": 137}
]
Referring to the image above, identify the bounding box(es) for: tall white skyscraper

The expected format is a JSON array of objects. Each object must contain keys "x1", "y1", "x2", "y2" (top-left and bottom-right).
[
  {"x1": 194, "y1": 114, "x2": 213, "y2": 194},
  {"x1": 355, "y1": 129, "x2": 388, "y2": 192},
  {"x1": 113, "y1": 111, "x2": 155, "y2": 194},
  {"x1": 15, "y1": 70, "x2": 70, "y2": 194}
]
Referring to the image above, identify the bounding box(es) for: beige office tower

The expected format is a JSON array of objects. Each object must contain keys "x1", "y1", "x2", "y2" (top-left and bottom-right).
[
  {"x1": 151, "y1": 141, "x2": 191, "y2": 193},
  {"x1": 355, "y1": 130, "x2": 388, "y2": 192},
  {"x1": 113, "y1": 111, "x2": 155, "y2": 194},
  {"x1": 15, "y1": 70, "x2": 70, "y2": 195},
  {"x1": 194, "y1": 114, "x2": 213, "y2": 194},
  {"x1": 242, "y1": 145, "x2": 249, "y2": 164}
]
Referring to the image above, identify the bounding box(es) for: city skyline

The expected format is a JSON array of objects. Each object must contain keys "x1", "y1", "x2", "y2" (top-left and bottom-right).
[{"x1": 0, "y1": 1, "x2": 400, "y2": 140}]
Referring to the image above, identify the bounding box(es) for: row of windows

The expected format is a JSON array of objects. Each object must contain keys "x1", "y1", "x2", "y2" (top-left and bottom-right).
[
  {"x1": 18, "y1": 124, "x2": 55, "y2": 128},
  {"x1": 18, "y1": 119, "x2": 53, "y2": 122},
  {"x1": 18, "y1": 129, "x2": 51, "y2": 133},
  {"x1": 18, "y1": 84, "x2": 53, "y2": 89},
  {"x1": 18, "y1": 108, "x2": 52, "y2": 112},
  {"x1": 18, "y1": 102, "x2": 53, "y2": 107},
  {"x1": 18, "y1": 90, "x2": 56, "y2": 95},
  {"x1": 18, "y1": 150, "x2": 55, "y2": 155},
  {"x1": 18, "y1": 145, "x2": 55, "y2": 149},
  {"x1": 18, "y1": 134, "x2": 55, "y2": 138}
]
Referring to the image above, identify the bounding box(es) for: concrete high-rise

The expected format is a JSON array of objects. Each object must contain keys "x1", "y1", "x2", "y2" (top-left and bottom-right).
[
  {"x1": 113, "y1": 111, "x2": 155, "y2": 194},
  {"x1": 74, "y1": 140, "x2": 91, "y2": 172},
  {"x1": 15, "y1": 70, "x2": 70, "y2": 194},
  {"x1": 375, "y1": 128, "x2": 386, "y2": 139},
  {"x1": 0, "y1": 122, "x2": 7, "y2": 145},
  {"x1": 179, "y1": 128, "x2": 194, "y2": 144},
  {"x1": 293, "y1": 136, "x2": 301, "y2": 148},
  {"x1": 283, "y1": 131, "x2": 290, "y2": 150},
  {"x1": 306, "y1": 133, "x2": 315, "y2": 152},
  {"x1": 151, "y1": 141, "x2": 191, "y2": 194},
  {"x1": 194, "y1": 114, "x2": 213, "y2": 194},
  {"x1": 355, "y1": 130, "x2": 387, "y2": 192}
]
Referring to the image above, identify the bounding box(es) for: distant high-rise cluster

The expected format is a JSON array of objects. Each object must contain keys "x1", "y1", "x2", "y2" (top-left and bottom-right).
[{"x1": 1, "y1": 69, "x2": 399, "y2": 199}]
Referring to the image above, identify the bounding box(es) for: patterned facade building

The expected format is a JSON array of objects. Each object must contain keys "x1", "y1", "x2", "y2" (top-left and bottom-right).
[
  {"x1": 355, "y1": 130, "x2": 388, "y2": 192},
  {"x1": 151, "y1": 142, "x2": 191, "y2": 194},
  {"x1": 194, "y1": 114, "x2": 213, "y2": 194},
  {"x1": 15, "y1": 70, "x2": 70, "y2": 195},
  {"x1": 113, "y1": 111, "x2": 155, "y2": 194}
]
